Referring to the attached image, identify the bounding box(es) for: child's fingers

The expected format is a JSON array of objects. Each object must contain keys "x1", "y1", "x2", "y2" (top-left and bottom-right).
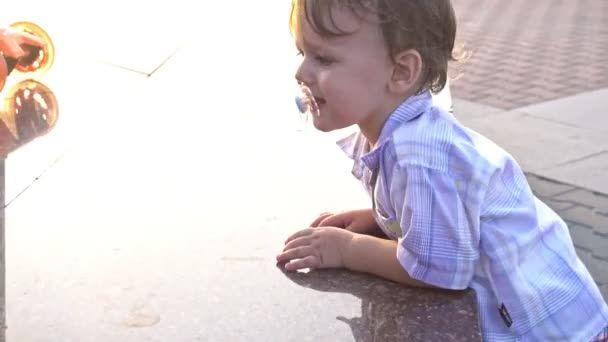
[
  {"x1": 276, "y1": 245, "x2": 314, "y2": 263},
  {"x1": 318, "y1": 211, "x2": 350, "y2": 228},
  {"x1": 284, "y1": 227, "x2": 314, "y2": 245},
  {"x1": 284, "y1": 256, "x2": 320, "y2": 271},
  {"x1": 310, "y1": 212, "x2": 333, "y2": 227},
  {"x1": 282, "y1": 234, "x2": 312, "y2": 252}
]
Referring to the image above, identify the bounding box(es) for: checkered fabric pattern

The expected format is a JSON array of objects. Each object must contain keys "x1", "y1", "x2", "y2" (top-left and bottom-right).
[{"x1": 592, "y1": 326, "x2": 608, "y2": 342}]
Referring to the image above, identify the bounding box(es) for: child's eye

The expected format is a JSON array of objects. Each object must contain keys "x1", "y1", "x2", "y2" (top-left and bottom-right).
[
  {"x1": 315, "y1": 55, "x2": 333, "y2": 65},
  {"x1": 296, "y1": 49, "x2": 333, "y2": 66}
]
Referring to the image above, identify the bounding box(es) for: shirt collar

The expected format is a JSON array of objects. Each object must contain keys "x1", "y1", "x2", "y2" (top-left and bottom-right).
[{"x1": 336, "y1": 91, "x2": 433, "y2": 172}]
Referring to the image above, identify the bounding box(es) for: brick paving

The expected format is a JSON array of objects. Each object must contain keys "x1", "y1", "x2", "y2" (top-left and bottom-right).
[
  {"x1": 526, "y1": 173, "x2": 608, "y2": 301},
  {"x1": 450, "y1": 0, "x2": 608, "y2": 110}
]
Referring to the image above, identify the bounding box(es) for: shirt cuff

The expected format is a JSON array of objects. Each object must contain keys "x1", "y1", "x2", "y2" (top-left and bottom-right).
[{"x1": 397, "y1": 239, "x2": 474, "y2": 290}]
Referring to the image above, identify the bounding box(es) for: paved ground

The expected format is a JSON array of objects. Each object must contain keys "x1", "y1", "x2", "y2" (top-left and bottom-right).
[
  {"x1": 526, "y1": 174, "x2": 608, "y2": 300},
  {"x1": 451, "y1": 0, "x2": 608, "y2": 110},
  {"x1": 450, "y1": 0, "x2": 608, "y2": 300}
]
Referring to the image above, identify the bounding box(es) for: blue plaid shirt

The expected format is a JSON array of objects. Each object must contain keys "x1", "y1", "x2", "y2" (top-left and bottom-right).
[{"x1": 337, "y1": 91, "x2": 608, "y2": 341}]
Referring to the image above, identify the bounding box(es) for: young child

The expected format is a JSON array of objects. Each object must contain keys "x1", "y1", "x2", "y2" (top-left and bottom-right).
[{"x1": 275, "y1": 0, "x2": 608, "y2": 340}]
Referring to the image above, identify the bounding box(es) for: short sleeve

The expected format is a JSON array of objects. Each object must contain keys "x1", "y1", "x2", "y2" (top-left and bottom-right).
[{"x1": 390, "y1": 164, "x2": 480, "y2": 290}]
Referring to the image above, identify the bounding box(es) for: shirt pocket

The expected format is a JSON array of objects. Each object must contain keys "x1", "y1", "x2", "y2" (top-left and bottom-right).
[
  {"x1": 373, "y1": 203, "x2": 402, "y2": 238},
  {"x1": 370, "y1": 167, "x2": 402, "y2": 238}
]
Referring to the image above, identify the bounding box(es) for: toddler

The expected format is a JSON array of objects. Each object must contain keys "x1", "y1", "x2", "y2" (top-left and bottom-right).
[{"x1": 276, "y1": 0, "x2": 608, "y2": 340}]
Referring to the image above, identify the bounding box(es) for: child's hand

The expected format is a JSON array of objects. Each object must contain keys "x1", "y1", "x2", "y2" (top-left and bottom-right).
[
  {"x1": 310, "y1": 209, "x2": 380, "y2": 235},
  {"x1": 277, "y1": 227, "x2": 355, "y2": 271}
]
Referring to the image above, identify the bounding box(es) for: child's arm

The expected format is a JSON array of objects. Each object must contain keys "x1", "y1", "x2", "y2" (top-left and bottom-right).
[
  {"x1": 345, "y1": 233, "x2": 435, "y2": 288},
  {"x1": 278, "y1": 226, "x2": 434, "y2": 288},
  {"x1": 280, "y1": 165, "x2": 480, "y2": 292}
]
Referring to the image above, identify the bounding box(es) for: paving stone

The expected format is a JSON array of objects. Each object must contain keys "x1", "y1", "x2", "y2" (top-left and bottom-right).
[
  {"x1": 561, "y1": 206, "x2": 608, "y2": 235},
  {"x1": 576, "y1": 248, "x2": 608, "y2": 285},
  {"x1": 594, "y1": 261, "x2": 608, "y2": 286},
  {"x1": 591, "y1": 236, "x2": 608, "y2": 261},
  {"x1": 452, "y1": 98, "x2": 504, "y2": 123},
  {"x1": 569, "y1": 223, "x2": 596, "y2": 252},
  {"x1": 477, "y1": 96, "x2": 518, "y2": 111},
  {"x1": 463, "y1": 112, "x2": 605, "y2": 173},
  {"x1": 525, "y1": 173, "x2": 576, "y2": 197},
  {"x1": 592, "y1": 213, "x2": 608, "y2": 237},
  {"x1": 542, "y1": 152, "x2": 608, "y2": 196},
  {"x1": 600, "y1": 284, "x2": 608, "y2": 303},
  {"x1": 450, "y1": 0, "x2": 608, "y2": 108},
  {"x1": 554, "y1": 189, "x2": 608, "y2": 213},
  {"x1": 518, "y1": 88, "x2": 608, "y2": 133},
  {"x1": 542, "y1": 198, "x2": 577, "y2": 213}
]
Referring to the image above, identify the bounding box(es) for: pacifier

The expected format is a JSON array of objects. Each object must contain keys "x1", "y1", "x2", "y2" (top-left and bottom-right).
[{"x1": 294, "y1": 82, "x2": 319, "y2": 120}]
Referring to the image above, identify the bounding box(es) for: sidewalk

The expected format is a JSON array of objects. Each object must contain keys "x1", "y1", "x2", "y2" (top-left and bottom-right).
[{"x1": 451, "y1": 0, "x2": 608, "y2": 300}]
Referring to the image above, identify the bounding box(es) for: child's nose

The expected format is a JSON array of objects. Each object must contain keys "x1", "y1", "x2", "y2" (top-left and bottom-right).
[{"x1": 294, "y1": 60, "x2": 313, "y2": 86}]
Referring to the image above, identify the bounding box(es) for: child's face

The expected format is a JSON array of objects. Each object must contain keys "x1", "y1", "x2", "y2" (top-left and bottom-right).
[{"x1": 294, "y1": 6, "x2": 395, "y2": 132}]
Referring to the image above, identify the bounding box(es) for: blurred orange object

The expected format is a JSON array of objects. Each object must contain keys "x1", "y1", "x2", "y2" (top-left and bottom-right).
[{"x1": 0, "y1": 21, "x2": 57, "y2": 158}]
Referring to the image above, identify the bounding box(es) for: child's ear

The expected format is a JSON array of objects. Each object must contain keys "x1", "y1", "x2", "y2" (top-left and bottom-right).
[{"x1": 388, "y1": 49, "x2": 423, "y2": 95}]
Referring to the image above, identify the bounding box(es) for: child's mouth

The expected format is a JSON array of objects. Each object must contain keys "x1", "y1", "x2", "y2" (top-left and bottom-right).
[{"x1": 314, "y1": 97, "x2": 326, "y2": 108}]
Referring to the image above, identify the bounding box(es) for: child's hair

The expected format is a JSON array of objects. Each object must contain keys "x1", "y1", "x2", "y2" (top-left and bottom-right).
[{"x1": 290, "y1": 0, "x2": 459, "y2": 95}]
